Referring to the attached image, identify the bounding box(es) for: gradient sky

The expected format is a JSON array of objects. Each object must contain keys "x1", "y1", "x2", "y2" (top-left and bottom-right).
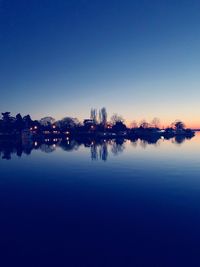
[{"x1": 0, "y1": 0, "x2": 200, "y2": 127}]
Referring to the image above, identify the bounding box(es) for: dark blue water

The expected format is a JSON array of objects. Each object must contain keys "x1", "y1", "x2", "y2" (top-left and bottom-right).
[{"x1": 1, "y1": 134, "x2": 200, "y2": 266}]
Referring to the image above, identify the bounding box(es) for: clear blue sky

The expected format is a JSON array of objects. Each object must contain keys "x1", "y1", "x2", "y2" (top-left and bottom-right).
[{"x1": 0, "y1": 0, "x2": 200, "y2": 127}]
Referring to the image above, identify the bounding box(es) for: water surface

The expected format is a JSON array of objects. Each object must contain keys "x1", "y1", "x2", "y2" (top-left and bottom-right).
[{"x1": 1, "y1": 134, "x2": 200, "y2": 266}]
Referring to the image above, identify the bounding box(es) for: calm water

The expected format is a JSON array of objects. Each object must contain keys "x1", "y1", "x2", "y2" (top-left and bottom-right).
[{"x1": 1, "y1": 133, "x2": 200, "y2": 266}]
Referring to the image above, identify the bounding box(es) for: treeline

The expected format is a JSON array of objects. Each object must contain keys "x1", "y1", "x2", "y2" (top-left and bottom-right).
[{"x1": 0, "y1": 108, "x2": 192, "y2": 136}]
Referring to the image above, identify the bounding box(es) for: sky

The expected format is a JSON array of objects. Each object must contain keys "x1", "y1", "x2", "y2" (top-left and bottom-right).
[{"x1": 0, "y1": 0, "x2": 200, "y2": 128}]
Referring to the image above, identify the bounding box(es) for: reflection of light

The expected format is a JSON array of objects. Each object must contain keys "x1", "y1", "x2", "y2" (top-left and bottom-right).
[
  {"x1": 30, "y1": 127, "x2": 33, "y2": 131},
  {"x1": 67, "y1": 141, "x2": 70, "y2": 145},
  {"x1": 91, "y1": 141, "x2": 94, "y2": 145},
  {"x1": 52, "y1": 125, "x2": 56, "y2": 129},
  {"x1": 34, "y1": 141, "x2": 38, "y2": 146},
  {"x1": 161, "y1": 136, "x2": 164, "y2": 140},
  {"x1": 34, "y1": 126, "x2": 37, "y2": 129},
  {"x1": 53, "y1": 144, "x2": 56, "y2": 148},
  {"x1": 66, "y1": 131, "x2": 70, "y2": 135},
  {"x1": 66, "y1": 137, "x2": 69, "y2": 140}
]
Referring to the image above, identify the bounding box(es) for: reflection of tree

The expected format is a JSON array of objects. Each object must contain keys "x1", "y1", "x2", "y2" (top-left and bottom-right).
[
  {"x1": 2, "y1": 150, "x2": 11, "y2": 160},
  {"x1": 0, "y1": 141, "x2": 21, "y2": 160},
  {"x1": 144, "y1": 136, "x2": 160, "y2": 144},
  {"x1": 16, "y1": 144, "x2": 23, "y2": 157},
  {"x1": 111, "y1": 142, "x2": 125, "y2": 155},
  {"x1": 23, "y1": 142, "x2": 33, "y2": 155},
  {"x1": 91, "y1": 144, "x2": 98, "y2": 160},
  {"x1": 60, "y1": 140, "x2": 79, "y2": 152},
  {"x1": 23, "y1": 147, "x2": 32, "y2": 155},
  {"x1": 153, "y1": 139, "x2": 161, "y2": 147},
  {"x1": 131, "y1": 140, "x2": 138, "y2": 148},
  {"x1": 16, "y1": 149, "x2": 23, "y2": 157},
  {"x1": 90, "y1": 143, "x2": 108, "y2": 161},
  {"x1": 172, "y1": 136, "x2": 186, "y2": 145},
  {"x1": 0, "y1": 134, "x2": 195, "y2": 160},
  {"x1": 99, "y1": 143, "x2": 108, "y2": 161},
  {"x1": 140, "y1": 140, "x2": 148, "y2": 149},
  {"x1": 40, "y1": 144, "x2": 56, "y2": 153}
]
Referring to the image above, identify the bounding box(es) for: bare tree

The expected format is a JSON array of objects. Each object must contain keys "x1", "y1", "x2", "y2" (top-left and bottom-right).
[
  {"x1": 139, "y1": 119, "x2": 149, "y2": 128},
  {"x1": 171, "y1": 120, "x2": 185, "y2": 130},
  {"x1": 99, "y1": 107, "x2": 107, "y2": 125},
  {"x1": 98, "y1": 109, "x2": 102, "y2": 123},
  {"x1": 151, "y1": 117, "x2": 160, "y2": 128},
  {"x1": 110, "y1": 113, "x2": 124, "y2": 124},
  {"x1": 90, "y1": 108, "x2": 97, "y2": 123},
  {"x1": 130, "y1": 120, "x2": 138, "y2": 128}
]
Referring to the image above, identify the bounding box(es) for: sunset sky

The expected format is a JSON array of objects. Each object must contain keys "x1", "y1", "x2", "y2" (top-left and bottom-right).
[{"x1": 0, "y1": 0, "x2": 200, "y2": 128}]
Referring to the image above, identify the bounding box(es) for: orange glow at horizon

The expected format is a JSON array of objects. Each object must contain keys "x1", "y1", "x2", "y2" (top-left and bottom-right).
[{"x1": 34, "y1": 111, "x2": 200, "y2": 129}]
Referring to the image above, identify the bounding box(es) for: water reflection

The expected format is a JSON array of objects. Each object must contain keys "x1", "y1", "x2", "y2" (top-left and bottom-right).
[
  {"x1": 91, "y1": 142, "x2": 108, "y2": 161},
  {"x1": 0, "y1": 134, "x2": 195, "y2": 160}
]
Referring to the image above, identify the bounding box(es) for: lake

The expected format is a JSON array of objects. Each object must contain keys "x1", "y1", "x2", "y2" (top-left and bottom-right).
[{"x1": 1, "y1": 133, "x2": 200, "y2": 266}]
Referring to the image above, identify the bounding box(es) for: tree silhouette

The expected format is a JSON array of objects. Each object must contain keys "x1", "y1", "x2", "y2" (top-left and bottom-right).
[
  {"x1": 99, "y1": 107, "x2": 107, "y2": 125},
  {"x1": 130, "y1": 120, "x2": 138, "y2": 129},
  {"x1": 1, "y1": 112, "x2": 14, "y2": 133},
  {"x1": 112, "y1": 121, "x2": 127, "y2": 132},
  {"x1": 110, "y1": 113, "x2": 124, "y2": 124},
  {"x1": 175, "y1": 121, "x2": 185, "y2": 130},
  {"x1": 151, "y1": 117, "x2": 160, "y2": 128},
  {"x1": 57, "y1": 117, "x2": 79, "y2": 130},
  {"x1": 15, "y1": 113, "x2": 24, "y2": 132},
  {"x1": 171, "y1": 120, "x2": 185, "y2": 130},
  {"x1": 23, "y1": 115, "x2": 33, "y2": 128},
  {"x1": 139, "y1": 119, "x2": 149, "y2": 128},
  {"x1": 90, "y1": 108, "x2": 97, "y2": 123},
  {"x1": 40, "y1": 117, "x2": 55, "y2": 126}
]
